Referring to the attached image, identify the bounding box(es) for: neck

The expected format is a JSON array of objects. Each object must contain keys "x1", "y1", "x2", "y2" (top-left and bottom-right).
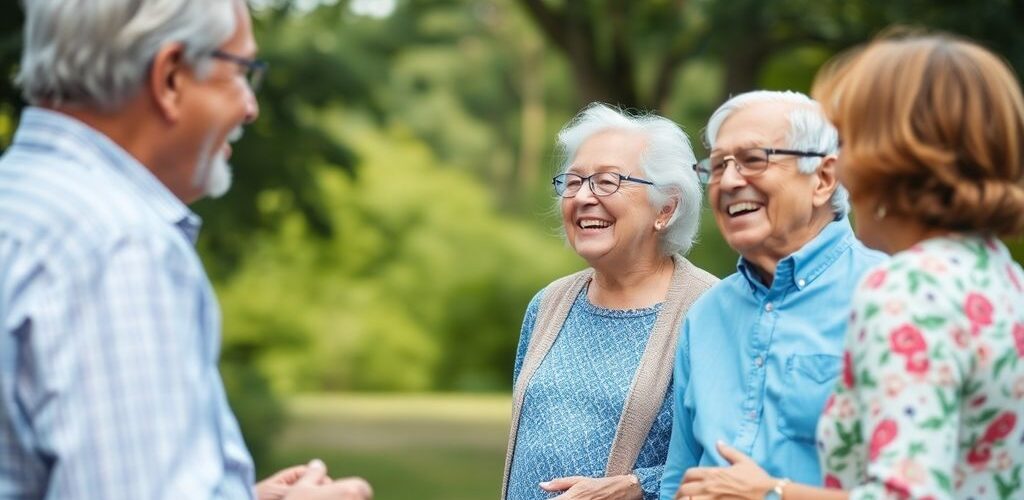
[
  {"x1": 745, "y1": 211, "x2": 833, "y2": 287},
  {"x1": 873, "y1": 215, "x2": 951, "y2": 255},
  {"x1": 589, "y1": 254, "x2": 675, "y2": 309}
]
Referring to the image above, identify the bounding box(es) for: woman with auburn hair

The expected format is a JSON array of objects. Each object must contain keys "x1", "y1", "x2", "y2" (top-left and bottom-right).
[{"x1": 672, "y1": 33, "x2": 1024, "y2": 500}]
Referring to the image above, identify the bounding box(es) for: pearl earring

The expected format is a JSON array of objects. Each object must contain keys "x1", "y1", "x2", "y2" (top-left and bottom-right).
[{"x1": 874, "y1": 204, "x2": 887, "y2": 221}]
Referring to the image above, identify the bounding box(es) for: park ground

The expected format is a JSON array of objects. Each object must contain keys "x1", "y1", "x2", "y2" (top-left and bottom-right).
[{"x1": 262, "y1": 393, "x2": 512, "y2": 500}]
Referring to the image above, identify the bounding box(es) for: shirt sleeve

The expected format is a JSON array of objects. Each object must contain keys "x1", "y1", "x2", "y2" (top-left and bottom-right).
[
  {"x1": 17, "y1": 232, "x2": 246, "y2": 499},
  {"x1": 660, "y1": 316, "x2": 703, "y2": 500},
  {"x1": 843, "y1": 266, "x2": 962, "y2": 500}
]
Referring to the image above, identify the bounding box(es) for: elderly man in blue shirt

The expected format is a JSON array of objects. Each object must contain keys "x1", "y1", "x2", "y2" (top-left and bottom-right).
[
  {"x1": 660, "y1": 91, "x2": 886, "y2": 500},
  {"x1": 0, "y1": 1, "x2": 369, "y2": 499}
]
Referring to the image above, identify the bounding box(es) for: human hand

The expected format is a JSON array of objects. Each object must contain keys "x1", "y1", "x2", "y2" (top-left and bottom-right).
[
  {"x1": 276, "y1": 459, "x2": 373, "y2": 500},
  {"x1": 257, "y1": 460, "x2": 332, "y2": 500},
  {"x1": 539, "y1": 474, "x2": 643, "y2": 500},
  {"x1": 674, "y1": 441, "x2": 775, "y2": 500}
]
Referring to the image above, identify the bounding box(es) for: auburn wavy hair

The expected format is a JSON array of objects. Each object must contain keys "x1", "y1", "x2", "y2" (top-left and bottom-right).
[{"x1": 812, "y1": 32, "x2": 1024, "y2": 237}]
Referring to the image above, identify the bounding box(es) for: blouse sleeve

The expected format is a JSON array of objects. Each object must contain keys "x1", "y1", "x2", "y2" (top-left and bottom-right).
[{"x1": 842, "y1": 264, "x2": 965, "y2": 500}]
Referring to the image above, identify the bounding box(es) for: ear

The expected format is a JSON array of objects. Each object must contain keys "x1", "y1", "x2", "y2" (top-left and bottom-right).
[
  {"x1": 811, "y1": 156, "x2": 839, "y2": 209},
  {"x1": 148, "y1": 42, "x2": 188, "y2": 123},
  {"x1": 655, "y1": 195, "x2": 679, "y2": 229}
]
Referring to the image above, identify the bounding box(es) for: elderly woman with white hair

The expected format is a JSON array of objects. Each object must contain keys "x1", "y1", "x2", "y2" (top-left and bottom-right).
[{"x1": 501, "y1": 104, "x2": 718, "y2": 500}]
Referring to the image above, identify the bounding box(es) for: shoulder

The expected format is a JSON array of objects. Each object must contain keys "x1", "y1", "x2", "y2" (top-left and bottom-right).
[
  {"x1": 0, "y1": 154, "x2": 178, "y2": 267},
  {"x1": 847, "y1": 236, "x2": 888, "y2": 269},
  {"x1": 2, "y1": 156, "x2": 158, "y2": 242},
  {"x1": 847, "y1": 242, "x2": 975, "y2": 350},
  {"x1": 686, "y1": 271, "x2": 746, "y2": 316},
  {"x1": 678, "y1": 257, "x2": 720, "y2": 294},
  {"x1": 520, "y1": 269, "x2": 589, "y2": 327},
  {"x1": 535, "y1": 268, "x2": 592, "y2": 306}
]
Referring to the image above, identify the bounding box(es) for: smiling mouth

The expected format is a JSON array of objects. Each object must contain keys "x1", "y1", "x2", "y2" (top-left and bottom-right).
[
  {"x1": 578, "y1": 219, "x2": 612, "y2": 229},
  {"x1": 726, "y1": 201, "x2": 762, "y2": 217}
]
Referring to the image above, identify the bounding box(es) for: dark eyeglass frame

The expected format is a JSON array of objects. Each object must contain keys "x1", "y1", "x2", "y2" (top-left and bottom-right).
[
  {"x1": 552, "y1": 171, "x2": 656, "y2": 198},
  {"x1": 210, "y1": 49, "x2": 269, "y2": 92},
  {"x1": 693, "y1": 147, "x2": 827, "y2": 185}
]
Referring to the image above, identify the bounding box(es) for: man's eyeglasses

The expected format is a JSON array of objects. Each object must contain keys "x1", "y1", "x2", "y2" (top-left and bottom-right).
[
  {"x1": 693, "y1": 147, "x2": 827, "y2": 185},
  {"x1": 210, "y1": 49, "x2": 268, "y2": 92},
  {"x1": 552, "y1": 172, "x2": 655, "y2": 198}
]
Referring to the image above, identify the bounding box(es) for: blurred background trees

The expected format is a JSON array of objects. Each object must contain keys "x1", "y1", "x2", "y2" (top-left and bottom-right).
[{"x1": 3, "y1": 0, "x2": 1024, "y2": 496}]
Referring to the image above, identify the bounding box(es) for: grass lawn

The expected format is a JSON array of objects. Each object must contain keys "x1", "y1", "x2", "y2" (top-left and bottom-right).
[{"x1": 261, "y1": 393, "x2": 512, "y2": 500}]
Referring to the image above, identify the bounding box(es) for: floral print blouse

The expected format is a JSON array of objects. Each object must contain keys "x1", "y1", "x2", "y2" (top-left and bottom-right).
[{"x1": 817, "y1": 236, "x2": 1024, "y2": 500}]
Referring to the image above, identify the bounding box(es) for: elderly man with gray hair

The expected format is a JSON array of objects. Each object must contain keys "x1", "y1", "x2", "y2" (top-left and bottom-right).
[
  {"x1": 0, "y1": 1, "x2": 368, "y2": 499},
  {"x1": 659, "y1": 91, "x2": 885, "y2": 500}
]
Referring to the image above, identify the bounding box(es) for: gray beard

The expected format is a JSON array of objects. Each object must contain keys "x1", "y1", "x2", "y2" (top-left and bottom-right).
[
  {"x1": 193, "y1": 127, "x2": 242, "y2": 199},
  {"x1": 204, "y1": 154, "x2": 233, "y2": 198}
]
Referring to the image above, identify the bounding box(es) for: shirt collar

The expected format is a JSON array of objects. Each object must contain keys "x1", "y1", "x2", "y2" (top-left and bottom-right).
[
  {"x1": 736, "y1": 218, "x2": 855, "y2": 292},
  {"x1": 13, "y1": 107, "x2": 202, "y2": 244}
]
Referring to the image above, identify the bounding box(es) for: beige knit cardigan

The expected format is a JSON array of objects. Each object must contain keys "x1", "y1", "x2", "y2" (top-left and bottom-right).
[{"x1": 501, "y1": 255, "x2": 718, "y2": 499}]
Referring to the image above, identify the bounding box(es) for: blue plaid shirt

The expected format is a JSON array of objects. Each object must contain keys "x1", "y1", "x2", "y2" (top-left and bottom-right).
[{"x1": 0, "y1": 108, "x2": 254, "y2": 499}]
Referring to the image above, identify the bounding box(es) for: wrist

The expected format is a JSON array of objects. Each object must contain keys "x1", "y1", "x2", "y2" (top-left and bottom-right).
[
  {"x1": 624, "y1": 474, "x2": 642, "y2": 499},
  {"x1": 764, "y1": 477, "x2": 791, "y2": 500}
]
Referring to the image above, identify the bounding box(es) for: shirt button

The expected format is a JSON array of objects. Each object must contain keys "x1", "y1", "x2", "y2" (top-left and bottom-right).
[
  {"x1": 754, "y1": 356, "x2": 764, "y2": 367},
  {"x1": 797, "y1": 279, "x2": 806, "y2": 287},
  {"x1": 764, "y1": 302, "x2": 773, "y2": 312},
  {"x1": 748, "y1": 411, "x2": 757, "y2": 420}
]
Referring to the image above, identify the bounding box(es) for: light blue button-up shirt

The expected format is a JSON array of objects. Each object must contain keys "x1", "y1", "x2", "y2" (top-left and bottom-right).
[
  {"x1": 0, "y1": 108, "x2": 254, "y2": 499},
  {"x1": 659, "y1": 220, "x2": 885, "y2": 499}
]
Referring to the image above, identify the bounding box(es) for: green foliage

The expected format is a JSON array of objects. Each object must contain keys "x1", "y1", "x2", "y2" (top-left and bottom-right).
[
  {"x1": 217, "y1": 122, "x2": 579, "y2": 392},
  {"x1": 220, "y1": 348, "x2": 286, "y2": 465}
]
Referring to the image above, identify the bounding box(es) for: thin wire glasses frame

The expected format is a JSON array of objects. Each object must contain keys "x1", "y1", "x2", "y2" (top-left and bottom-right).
[
  {"x1": 693, "y1": 147, "x2": 827, "y2": 185},
  {"x1": 552, "y1": 171, "x2": 655, "y2": 198},
  {"x1": 210, "y1": 49, "x2": 269, "y2": 92}
]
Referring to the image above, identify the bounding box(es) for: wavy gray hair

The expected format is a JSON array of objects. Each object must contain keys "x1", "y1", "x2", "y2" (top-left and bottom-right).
[
  {"x1": 555, "y1": 103, "x2": 703, "y2": 255},
  {"x1": 17, "y1": 0, "x2": 237, "y2": 111},
  {"x1": 704, "y1": 90, "x2": 849, "y2": 219}
]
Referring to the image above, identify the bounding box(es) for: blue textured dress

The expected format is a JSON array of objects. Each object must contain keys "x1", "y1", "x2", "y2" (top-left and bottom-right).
[{"x1": 507, "y1": 283, "x2": 673, "y2": 500}]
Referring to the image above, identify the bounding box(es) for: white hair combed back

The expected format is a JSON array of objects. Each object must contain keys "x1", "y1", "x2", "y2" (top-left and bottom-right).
[
  {"x1": 556, "y1": 103, "x2": 703, "y2": 255},
  {"x1": 17, "y1": 0, "x2": 237, "y2": 111},
  {"x1": 704, "y1": 90, "x2": 849, "y2": 219}
]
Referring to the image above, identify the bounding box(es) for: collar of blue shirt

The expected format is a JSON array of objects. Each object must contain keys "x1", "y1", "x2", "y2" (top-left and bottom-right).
[{"x1": 736, "y1": 219, "x2": 855, "y2": 293}]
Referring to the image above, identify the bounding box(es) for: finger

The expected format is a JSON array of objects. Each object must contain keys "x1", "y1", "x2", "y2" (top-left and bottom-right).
[
  {"x1": 276, "y1": 465, "x2": 308, "y2": 485},
  {"x1": 674, "y1": 487, "x2": 701, "y2": 500},
  {"x1": 716, "y1": 440, "x2": 750, "y2": 465},
  {"x1": 681, "y1": 467, "x2": 709, "y2": 483},
  {"x1": 539, "y1": 476, "x2": 585, "y2": 491},
  {"x1": 294, "y1": 458, "x2": 328, "y2": 487},
  {"x1": 333, "y1": 477, "x2": 373, "y2": 499},
  {"x1": 677, "y1": 481, "x2": 707, "y2": 497}
]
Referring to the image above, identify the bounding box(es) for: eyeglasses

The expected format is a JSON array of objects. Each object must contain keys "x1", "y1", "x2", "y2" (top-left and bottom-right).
[
  {"x1": 552, "y1": 172, "x2": 655, "y2": 198},
  {"x1": 210, "y1": 49, "x2": 269, "y2": 92},
  {"x1": 693, "y1": 147, "x2": 827, "y2": 185}
]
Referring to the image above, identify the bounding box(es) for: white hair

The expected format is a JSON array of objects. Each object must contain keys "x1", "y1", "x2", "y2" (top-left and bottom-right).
[
  {"x1": 704, "y1": 90, "x2": 849, "y2": 219},
  {"x1": 555, "y1": 102, "x2": 703, "y2": 255},
  {"x1": 17, "y1": 0, "x2": 238, "y2": 111}
]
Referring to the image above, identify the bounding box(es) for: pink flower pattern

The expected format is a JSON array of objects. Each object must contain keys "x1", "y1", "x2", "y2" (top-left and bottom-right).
[{"x1": 817, "y1": 236, "x2": 1024, "y2": 500}]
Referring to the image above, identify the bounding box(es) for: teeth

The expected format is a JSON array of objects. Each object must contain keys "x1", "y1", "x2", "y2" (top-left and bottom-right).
[
  {"x1": 728, "y1": 202, "x2": 760, "y2": 216},
  {"x1": 579, "y1": 219, "x2": 611, "y2": 229}
]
